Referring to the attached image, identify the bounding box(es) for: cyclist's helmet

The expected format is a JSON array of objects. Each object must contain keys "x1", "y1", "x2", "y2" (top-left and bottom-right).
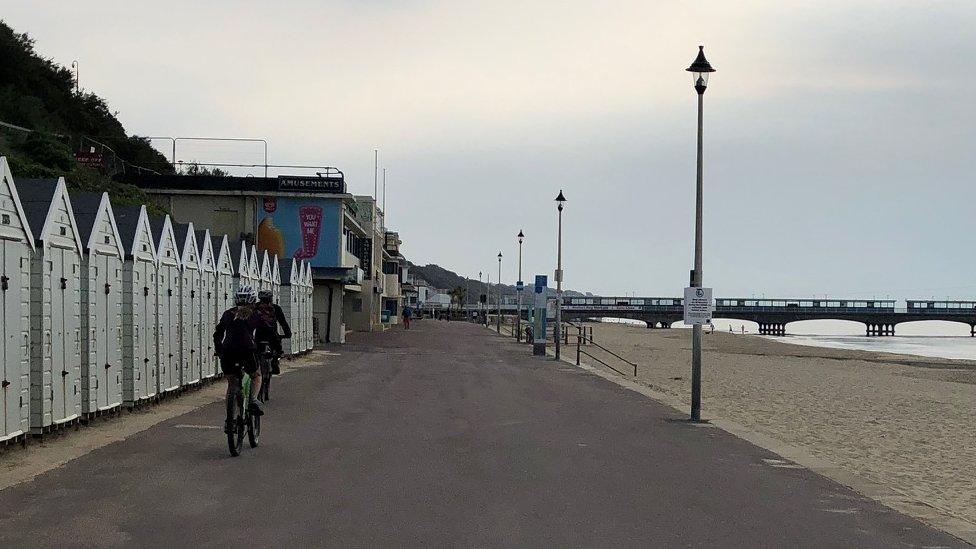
[
  {"x1": 258, "y1": 289, "x2": 273, "y2": 303},
  {"x1": 235, "y1": 284, "x2": 256, "y2": 305}
]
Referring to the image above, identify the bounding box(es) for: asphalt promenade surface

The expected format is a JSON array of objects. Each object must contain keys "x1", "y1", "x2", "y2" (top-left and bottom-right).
[{"x1": 0, "y1": 321, "x2": 967, "y2": 548}]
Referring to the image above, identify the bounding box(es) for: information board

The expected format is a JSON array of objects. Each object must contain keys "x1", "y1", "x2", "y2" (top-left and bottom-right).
[
  {"x1": 533, "y1": 275, "x2": 548, "y2": 344},
  {"x1": 683, "y1": 287, "x2": 714, "y2": 325}
]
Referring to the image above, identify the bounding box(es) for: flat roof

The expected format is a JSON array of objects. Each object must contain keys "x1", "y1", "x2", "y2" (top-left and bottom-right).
[{"x1": 114, "y1": 173, "x2": 348, "y2": 199}]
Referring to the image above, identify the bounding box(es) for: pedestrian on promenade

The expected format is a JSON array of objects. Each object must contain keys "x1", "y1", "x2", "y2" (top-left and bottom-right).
[{"x1": 403, "y1": 306, "x2": 413, "y2": 329}]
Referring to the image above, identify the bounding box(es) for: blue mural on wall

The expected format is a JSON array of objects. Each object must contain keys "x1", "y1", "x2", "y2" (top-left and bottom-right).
[{"x1": 257, "y1": 197, "x2": 341, "y2": 267}]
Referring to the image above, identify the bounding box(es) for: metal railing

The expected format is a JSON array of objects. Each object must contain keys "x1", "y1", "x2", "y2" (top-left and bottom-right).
[{"x1": 568, "y1": 323, "x2": 637, "y2": 377}]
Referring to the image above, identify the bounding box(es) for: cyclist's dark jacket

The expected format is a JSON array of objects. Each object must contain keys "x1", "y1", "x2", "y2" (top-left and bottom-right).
[
  {"x1": 255, "y1": 302, "x2": 292, "y2": 343},
  {"x1": 214, "y1": 305, "x2": 262, "y2": 354}
]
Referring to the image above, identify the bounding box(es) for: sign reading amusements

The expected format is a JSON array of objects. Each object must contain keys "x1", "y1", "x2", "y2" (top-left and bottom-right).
[
  {"x1": 277, "y1": 175, "x2": 346, "y2": 194},
  {"x1": 683, "y1": 287, "x2": 714, "y2": 325}
]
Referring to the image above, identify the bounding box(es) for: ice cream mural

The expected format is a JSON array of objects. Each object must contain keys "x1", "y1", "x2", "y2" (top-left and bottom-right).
[
  {"x1": 256, "y1": 198, "x2": 341, "y2": 267},
  {"x1": 295, "y1": 205, "x2": 323, "y2": 259}
]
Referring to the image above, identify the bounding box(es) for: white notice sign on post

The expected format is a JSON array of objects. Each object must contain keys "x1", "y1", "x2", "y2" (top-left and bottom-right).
[{"x1": 683, "y1": 287, "x2": 714, "y2": 325}]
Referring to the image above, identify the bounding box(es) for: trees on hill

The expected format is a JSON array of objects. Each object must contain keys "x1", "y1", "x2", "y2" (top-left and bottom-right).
[{"x1": 0, "y1": 20, "x2": 171, "y2": 210}]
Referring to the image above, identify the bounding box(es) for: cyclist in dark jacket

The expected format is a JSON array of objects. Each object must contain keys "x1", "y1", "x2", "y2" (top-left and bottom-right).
[
  {"x1": 255, "y1": 289, "x2": 291, "y2": 374},
  {"x1": 214, "y1": 285, "x2": 264, "y2": 430}
]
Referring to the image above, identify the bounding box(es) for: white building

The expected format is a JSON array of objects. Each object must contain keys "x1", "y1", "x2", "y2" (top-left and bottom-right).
[
  {"x1": 20, "y1": 177, "x2": 84, "y2": 432},
  {"x1": 149, "y1": 215, "x2": 182, "y2": 394},
  {"x1": 71, "y1": 192, "x2": 125, "y2": 415},
  {"x1": 212, "y1": 234, "x2": 235, "y2": 376},
  {"x1": 112, "y1": 203, "x2": 159, "y2": 405},
  {"x1": 174, "y1": 222, "x2": 202, "y2": 386},
  {"x1": 0, "y1": 158, "x2": 35, "y2": 441},
  {"x1": 279, "y1": 258, "x2": 301, "y2": 355},
  {"x1": 195, "y1": 228, "x2": 217, "y2": 380}
]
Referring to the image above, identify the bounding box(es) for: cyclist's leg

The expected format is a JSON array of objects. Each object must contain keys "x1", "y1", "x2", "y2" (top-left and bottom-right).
[{"x1": 243, "y1": 352, "x2": 263, "y2": 414}]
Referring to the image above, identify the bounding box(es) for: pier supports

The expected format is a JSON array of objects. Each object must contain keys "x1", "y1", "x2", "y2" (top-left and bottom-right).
[
  {"x1": 645, "y1": 321, "x2": 673, "y2": 329},
  {"x1": 865, "y1": 323, "x2": 896, "y2": 337},
  {"x1": 758, "y1": 323, "x2": 786, "y2": 336}
]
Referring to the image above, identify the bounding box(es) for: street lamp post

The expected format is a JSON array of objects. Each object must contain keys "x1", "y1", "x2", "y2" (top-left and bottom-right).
[
  {"x1": 497, "y1": 252, "x2": 503, "y2": 333},
  {"x1": 686, "y1": 46, "x2": 715, "y2": 423},
  {"x1": 478, "y1": 271, "x2": 483, "y2": 323},
  {"x1": 554, "y1": 191, "x2": 566, "y2": 360},
  {"x1": 516, "y1": 230, "x2": 524, "y2": 342}
]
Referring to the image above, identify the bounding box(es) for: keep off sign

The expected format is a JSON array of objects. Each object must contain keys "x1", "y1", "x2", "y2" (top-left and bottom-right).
[{"x1": 683, "y1": 287, "x2": 714, "y2": 325}]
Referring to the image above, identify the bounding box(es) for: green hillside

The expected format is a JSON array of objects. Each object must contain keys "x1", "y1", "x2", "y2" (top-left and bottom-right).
[{"x1": 0, "y1": 20, "x2": 171, "y2": 208}]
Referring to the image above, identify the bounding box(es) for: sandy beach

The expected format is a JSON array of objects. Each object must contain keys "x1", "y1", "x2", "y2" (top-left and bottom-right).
[{"x1": 576, "y1": 323, "x2": 976, "y2": 527}]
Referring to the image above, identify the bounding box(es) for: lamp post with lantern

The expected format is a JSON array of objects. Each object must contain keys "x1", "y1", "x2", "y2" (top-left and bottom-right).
[
  {"x1": 554, "y1": 190, "x2": 566, "y2": 361},
  {"x1": 686, "y1": 45, "x2": 715, "y2": 422}
]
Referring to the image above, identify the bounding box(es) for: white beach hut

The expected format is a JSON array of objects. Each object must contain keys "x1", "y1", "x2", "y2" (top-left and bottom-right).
[
  {"x1": 228, "y1": 240, "x2": 253, "y2": 293},
  {"x1": 304, "y1": 262, "x2": 315, "y2": 350},
  {"x1": 71, "y1": 192, "x2": 124, "y2": 415},
  {"x1": 299, "y1": 261, "x2": 311, "y2": 351},
  {"x1": 174, "y1": 222, "x2": 202, "y2": 386},
  {"x1": 19, "y1": 177, "x2": 84, "y2": 432},
  {"x1": 292, "y1": 260, "x2": 305, "y2": 353},
  {"x1": 278, "y1": 258, "x2": 301, "y2": 356},
  {"x1": 271, "y1": 255, "x2": 281, "y2": 304},
  {"x1": 248, "y1": 244, "x2": 261, "y2": 290},
  {"x1": 212, "y1": 234, "x2": 234, "y2": 377},
  {"x1": 259, "y1": 250, "x2": 272, "y2": 292},
  {"x1": 195, "y1": 228, "x2": 217, "y2": 380},
  {"x1": 112, "y1": 204, "x2": 158, "y2": 405},
  {"x1": 149, "y1": 215, "x2": 182, "y2": 394},
  {"x1": 0, "y1": 158, "x2": 35, "y2": 442}
]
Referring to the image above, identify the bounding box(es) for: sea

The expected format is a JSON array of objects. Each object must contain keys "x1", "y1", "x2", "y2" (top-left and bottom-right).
[{"x1": 597, "y1": 317, "x2": 976, "y2": 361}]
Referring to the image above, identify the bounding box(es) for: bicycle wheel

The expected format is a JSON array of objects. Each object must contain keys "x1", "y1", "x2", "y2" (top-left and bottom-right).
[
  {"x1": 228, "y1": 392, "x2": 245, "y2": 457},
  {"x1": 259, "y1": 357, "x2": 271, "y2": 402},
  {"x1": 247, "y1": 410, "x2": 260, "y2": 448}
]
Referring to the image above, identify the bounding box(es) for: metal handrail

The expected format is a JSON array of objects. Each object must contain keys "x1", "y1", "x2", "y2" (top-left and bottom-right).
[{"x1": 568, "y1": 324, "x2": 637, "y2": 377}]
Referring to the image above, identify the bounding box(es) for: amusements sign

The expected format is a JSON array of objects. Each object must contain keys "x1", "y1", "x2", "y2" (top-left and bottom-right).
[
  {"x1": 256, "y1": 197, "x2": 341, "y2": 267},
  {"x1": 277, "y1": 175, "x2": 345, "y2": 193}
]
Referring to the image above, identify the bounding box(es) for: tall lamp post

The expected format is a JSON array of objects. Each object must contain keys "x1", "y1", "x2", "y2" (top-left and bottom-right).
[
  {"x1": 687, "y1": 46, "x2": 715, "y2": 422},
  {"x1": 554, "y1": 190, "x2": 566, "y2": 360},
  {"x1": 516, "y1": 230, "x2": 524, "y2": 341},
  {"x1": 497, "y1": 252, "x2": 503, "y2": 333},
  {"x1": 478, "y1": 271, "x2": 483, "y2": 323}
]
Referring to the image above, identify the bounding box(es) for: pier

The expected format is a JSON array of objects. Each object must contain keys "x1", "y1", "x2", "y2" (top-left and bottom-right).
[{"x1": 544, "y1": 297, "x2": 976, "y2": 336}]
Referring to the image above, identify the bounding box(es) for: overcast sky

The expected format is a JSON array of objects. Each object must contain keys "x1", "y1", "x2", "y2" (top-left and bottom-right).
[{"x1": 5, "y1": 1, "x2": 975, "y2": 299}]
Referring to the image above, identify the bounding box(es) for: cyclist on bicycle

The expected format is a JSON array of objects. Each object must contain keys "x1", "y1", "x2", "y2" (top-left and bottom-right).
[
  {"x1": 214, "y1": 285, "x2": 265, "y2": 433},
  {"x1": 255, "y1": 289, "x2": 291, "y2": 375}
]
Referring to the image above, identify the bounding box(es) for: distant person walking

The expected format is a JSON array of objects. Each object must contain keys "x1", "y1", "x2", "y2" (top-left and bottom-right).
[{"x1": 403, "y1": 306, "x2": 412, "y2": 329}]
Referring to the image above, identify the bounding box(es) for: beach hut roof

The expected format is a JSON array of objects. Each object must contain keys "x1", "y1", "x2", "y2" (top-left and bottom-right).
[
  {"x1": 0, "y1": 157, "x2": 36, "y2": 250},
  {"x1": 112, "y1": 203, "x2": 156, "y2": 259},
  {"x1": 69, "y1": 191, "x2": 124, "y2": 258},
  {"x1": 17, "y1": 177, "x2": 83, "y2": 252},
  {"x1": 279, "y1": 258, "x2": 296, "y2": 285}
]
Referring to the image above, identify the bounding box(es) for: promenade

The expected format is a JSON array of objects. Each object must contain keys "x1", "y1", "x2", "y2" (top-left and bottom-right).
[{"x1": 0, "y1": 321, "x2": 966, "y2": 547}]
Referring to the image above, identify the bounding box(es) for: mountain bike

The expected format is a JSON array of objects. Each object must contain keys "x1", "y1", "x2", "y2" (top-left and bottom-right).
[{"x1": 227, "y1": 367, "x2": 260, "y2": 457}]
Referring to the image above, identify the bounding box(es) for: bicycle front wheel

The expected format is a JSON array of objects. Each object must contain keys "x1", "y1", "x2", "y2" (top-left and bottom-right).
[
  {"x1": 247, "y1": 412, "x2": 260, "y2": 448},
  {"x1": 228, "y1": 394, "x2": 245, "y2": 457}
]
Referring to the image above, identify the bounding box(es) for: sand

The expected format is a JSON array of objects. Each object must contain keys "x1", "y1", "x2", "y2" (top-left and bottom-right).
[{"x1": 576, "y1": 323, "x2": 976, "y2": 526}]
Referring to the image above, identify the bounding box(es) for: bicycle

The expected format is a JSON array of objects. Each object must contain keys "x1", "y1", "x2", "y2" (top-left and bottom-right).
[{"x1": 226, "y1": 366, "x2": 260, "y2": 457}]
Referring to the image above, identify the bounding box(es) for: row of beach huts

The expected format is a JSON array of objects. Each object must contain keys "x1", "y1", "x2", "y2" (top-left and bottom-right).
[{"x1": 0, "y1": 157, "x2": 314, "y2": 444}]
